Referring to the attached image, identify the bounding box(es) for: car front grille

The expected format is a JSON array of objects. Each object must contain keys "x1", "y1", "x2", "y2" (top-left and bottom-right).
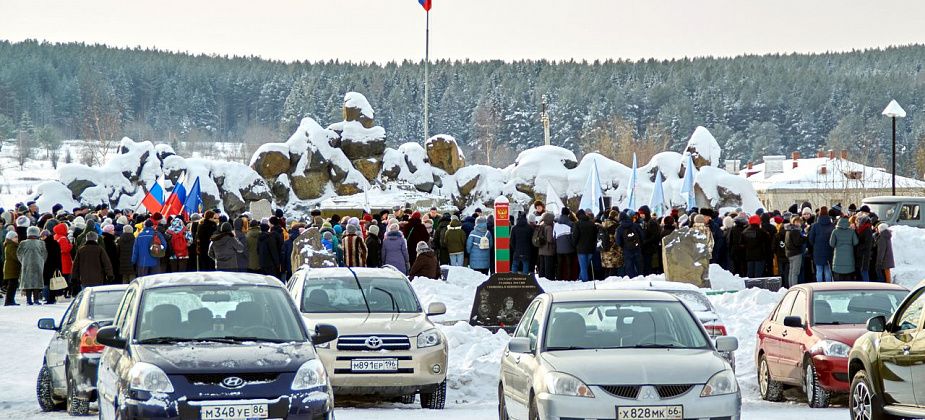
[
  {"x1": 336, "y1": 334, "x2": 411, "y2": 351},
  {"x1": 598, "y1": 384, "x2": 695, "y2": 399},
  {"x1": 184, "y1": 372, "x2": 279, "y2": 385}
]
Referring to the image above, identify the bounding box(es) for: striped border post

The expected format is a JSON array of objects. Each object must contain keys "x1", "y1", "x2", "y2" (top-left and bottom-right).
[{"x1": 494, "y1": 196, "x2": 510, "y2": 273}]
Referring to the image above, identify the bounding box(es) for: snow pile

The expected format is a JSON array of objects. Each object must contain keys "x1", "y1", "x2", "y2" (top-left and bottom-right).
[
  {"x1": 685, "y1": 126, "x2": 722, "y2": 168},
  {"x1": 888, "y1": 225, "x2": 925, "y2": 288},
  {"x1": 438, "y1": 322, "x2": 511, "y2": 403}
]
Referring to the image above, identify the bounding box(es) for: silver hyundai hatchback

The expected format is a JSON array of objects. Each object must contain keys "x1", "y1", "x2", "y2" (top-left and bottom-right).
[{"x1": 499, "y1": 290, "x2": 740, "y2": 420}]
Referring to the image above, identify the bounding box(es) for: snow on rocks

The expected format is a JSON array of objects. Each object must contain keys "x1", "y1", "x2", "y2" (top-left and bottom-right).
[{"x1": 685, "y1": 126, "x2": 722, "y2": 169}]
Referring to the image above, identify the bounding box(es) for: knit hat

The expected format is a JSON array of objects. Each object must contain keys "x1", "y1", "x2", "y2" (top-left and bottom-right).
[
  {"x1": 416, "y1": 241, "x2": 431, "y2": 255},
  {"x1": 86, "y1": 231, "x2": 99, "y2": 242},
  {"x1": 5, "y1": 231, "x2": 17, "y2": 241},
  {"x1": 802, "y1": 207, "x2": 813, "y2": 216},
  {"x1": 388, "y1": 223, "x2": 400, "y2": 232},
  {"x1": 260, "y1": 223, "x2": 270, "y2": 232},
  {"x1": 368, "y1": 224, "x2": 380, "y2": 236},
  {"x1": 722, "y1": 216, "x2": 735, "y2": 230},
  {"x1": 220, "y1": 222, "x2": 233, "y2": 233},
  {"x1": 190, "y1": 213, "x2": 203, "y2": 222},
  {"x1": 748, "y1": 215, "x2": 761, "y2": 225},
  {"x1": 16, "y1": 215, "x2": 29, "y2": 227},
  {"x1": 26, "y1": 226, "x2": 40, "y2": 238},
  {"x1": 451, "y1": 215, "x2": 459, "y2": 222},
  {"x1": 693, "y1": 214, "x2": 706, "y2": 225},
  {"x1": 144, "y1": 220, "x2": 154, "y2": 228},
  {"x1": 878, "y1": 223, "x2": 890, "y2": 233},
  {"x1": 102, "y1": 224, "x2": 115, "y2": 234},
  {"x1": 116, "y1": 215, "x2": 129, "y2": 225},
  {"x1": 152, "y1": 212, "x2": 163, "y2": 222},
  {"x1": 346, "y1": 224, "x2": 358, "y2": 234},
  {"x1": 322, "y1": 231, "x2": 334, "y2": 240},
  {"x1": 123, "y1": 225, "x2": 134, "y2": 234},
  {"x1": 773, "y1": 216, "x2": 784, "y2": 225},
  {"x1": 859, "y1": 205, "x2": 871, "y2": 213},
  {"x1": 73, "y1": 216, "x2": 87, "y2": 229},
  {"x1": 348, "y1": 217, "x2": 360, "y2": 226}
]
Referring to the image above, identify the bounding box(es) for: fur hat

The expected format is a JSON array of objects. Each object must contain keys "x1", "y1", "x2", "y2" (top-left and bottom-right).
[
  {"x1": 116, "y1": 215, "x2": 129, "y2": 225},
  {"x1": 367, "y1": 224, "x2": 380, "y2": 236},
  {"x1": 5, "y1": 231, "x2": 17, "y2": 241},
  {"x1": 748, "y1": 215, "x2": 761, "y2": 225},
  {"x1": 722, "y1": 216, "x2": 735, "y2": 230},
  {"x1": 102, "y1": 224, "x2": 115, "y2": 234},
  {"x1": 802, "y1": 207, "x2": 813, "y2": 216},
  {"x1": 26, "y1": 226, "x2": 40, "y2": 238},
  {"x1": 878, "y1": 223, "x2": 890, "y2": 233},
  {"x1": 693, "y1": 214, "x2": 706, "y2": 225},
  {"x1": 220, "y1": 222, "x2": 233, "y2": 233},
  {"x1": 346, "y1": 224, "x2": 358, "y2": 234},
  {"x1": 123, "y1": 225, "x2": 134, "y2": 234},
  {"x1": 416, "y1": 241, "x2": 431, "y2": 254},
  {"x1": 86, "y1": 231, "x2": 99, "y2": 242},
  {"x1": 72, "y1": 216, "x2": 86, "y2": 229},
  {"x1": 388, "y1": 223, "x2": 400, "y2": 232},
  {"x1": 15, "y1": 215, "x2": 30, "y2": 227}
]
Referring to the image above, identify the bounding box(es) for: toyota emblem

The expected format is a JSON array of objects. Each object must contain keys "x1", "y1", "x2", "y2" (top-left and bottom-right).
[
  {"x1": 365, "y1": 336, "x2": 383, "y2": 349},
  {"x1": 221, "y1": 376, "x2": 245, "y2": 389}
]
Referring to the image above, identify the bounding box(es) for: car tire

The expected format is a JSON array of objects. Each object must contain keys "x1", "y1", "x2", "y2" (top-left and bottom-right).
[
  {"x1": 850, "y1": 370, "x2": 897, "y2": 420},
  {"x1": 420, "y1": 380, "x2": 446, "y2": 409},
  {"x1": 399, "y1": 394, "x2": 416, "y2": 404},
  {"x1": 66, "y1": 375, "x2": 91, "y2": 416},
  {"x1": 804, "y1": 359, "x2": 831, "y2": 408},
  {"x1": 37, "y1": 363, "x2": 64, "y2": 412},
  {"x1": 758, "y1": 355, "x2": 784, "y2": 402},
  {"x1": 498, "y1": 384, "x2": 510, "y2": 420}
]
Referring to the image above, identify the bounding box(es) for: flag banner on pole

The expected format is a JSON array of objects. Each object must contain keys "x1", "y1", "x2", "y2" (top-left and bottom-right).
[
  {"x1": 680, "y1": 154, "x2": 696, "y2": 209},
  {"x1": 183, "y1": 177, "x2": 203, "y2": 216},
  {"x1": 544, "y1": 180, "x2": 565, "y2": 216},
  {"x1": 418, "y1": 0, "x2": 432, "y2": 11},
  {"x1": 579, "y1": 160, "x2": 604, "y2": 216},
  {"x1": 627, "y1": 153, "x2": 638, "y2": 211},
  {"x1": 649, "y1": 171, "x2": 666, "y2": 217},
  {"x1": 141, "y1": 177, "x2": 165, "y2": 214},
  {"x1": 161, "y1": 182, "x2": 187, "y2": 218}
]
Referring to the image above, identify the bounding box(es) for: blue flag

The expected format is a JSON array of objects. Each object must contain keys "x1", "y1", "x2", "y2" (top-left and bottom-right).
[
  {"x1": 627, "y1": 153, "x2": 638, "y2": 211},
  {"x1": 680, "y1": 154, "x2": 696, "y2": 209},
  {"x1": 183, "y1": 177, "x2": 202, "y2": 215}
]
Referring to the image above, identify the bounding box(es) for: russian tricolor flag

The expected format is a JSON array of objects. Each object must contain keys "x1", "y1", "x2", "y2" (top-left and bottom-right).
[{"x1": 418, "y1": 0, "x2": 431, "y2": 11}]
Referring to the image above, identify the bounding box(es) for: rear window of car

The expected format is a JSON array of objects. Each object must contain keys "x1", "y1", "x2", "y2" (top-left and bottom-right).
[
  {"x1": 812, "y1": 290, "x2": 908, "y2": 325},
  {"x1": 89, "y1": 290, "x2": 126, "y2": 320}
]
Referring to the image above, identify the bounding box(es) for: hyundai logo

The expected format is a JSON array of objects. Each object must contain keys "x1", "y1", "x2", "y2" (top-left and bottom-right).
[
  {"x1": 365, "y1": 336, "x2": 383, "y2": 349},
  {"x1": 221, "y1": 376, "x2": 245, "y2": 389}
]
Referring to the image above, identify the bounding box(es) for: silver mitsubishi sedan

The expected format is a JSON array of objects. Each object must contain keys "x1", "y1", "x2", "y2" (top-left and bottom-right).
[{"x1": 499, "y1": 290, "x2": 740, "y2": 420}]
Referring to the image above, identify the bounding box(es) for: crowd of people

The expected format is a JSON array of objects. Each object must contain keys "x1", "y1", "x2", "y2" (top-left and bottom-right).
[{"x1": 0, "y1": 197, "x2": 897, "y2": 306}]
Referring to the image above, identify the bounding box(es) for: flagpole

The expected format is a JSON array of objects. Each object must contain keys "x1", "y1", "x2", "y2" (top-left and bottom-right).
[{"x1": 423, "y1": 9, "x2": 430, "y2": 141}]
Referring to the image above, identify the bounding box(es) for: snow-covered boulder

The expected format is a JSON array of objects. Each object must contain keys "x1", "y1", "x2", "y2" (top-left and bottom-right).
[
  {"x1": 342, "y1": 91, "x2": 376, "y2": 129},
  {"x1": 684, "y1": 126, "x2": 722, "y2": 170},
  {"x1": 425, "y1": 135, "x2": 465, "y2": 175}
]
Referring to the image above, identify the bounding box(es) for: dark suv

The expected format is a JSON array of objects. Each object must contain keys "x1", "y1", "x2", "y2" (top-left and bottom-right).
[
  {"x1": 95, "y1": 272, "x2": 338, "y2": 420},
  {"x1": 848, "y1": 283, "x2": 925, "y2": 419}
]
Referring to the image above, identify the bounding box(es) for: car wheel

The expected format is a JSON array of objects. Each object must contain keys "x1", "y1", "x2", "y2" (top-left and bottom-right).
[
  {"x1": 420, "y1": 380, "x2": 446, "y2": 409},
  {"x1": 37, "y1": 363, "x2": 64, "y2": 411},
  {"x1": 804, "y1": 359, "x2": 831, "y2": 408},
  {"x1": 498, "y1": 384, "x2": 510, "y2": 420},
  {"x1": 850, "y1": 370, "x2": 897, "y2": 420},
  {"x1": 758, "y1": 355, "x2": 784, "y2": 402},
  {"x1": 399, "y1": 394, "x2": 416, "y2": 404},
  {"x1": 66, "y1": 375, "x2": 91, "y2": 416}
]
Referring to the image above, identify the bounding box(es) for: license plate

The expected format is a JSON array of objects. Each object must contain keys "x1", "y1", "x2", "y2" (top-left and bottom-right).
[
  {"x1": 200, "y1": 403, "x2": 269, "y2": 420},
  {"x1": 617, "y1": 405, "x2": 683, "y2": 420},
  {"x1": 350, "y1": 359, "x2": 398, "y2": 372}
]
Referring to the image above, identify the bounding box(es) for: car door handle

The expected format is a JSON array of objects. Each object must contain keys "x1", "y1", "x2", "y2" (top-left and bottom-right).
[
  {"x1": 765, "y1": 326, "x2": 772, "y2": 333},
  {"x1": 514, "y1": 355, "x2": 522, "y2": 364},
  {"x1": 782, "y1": 330, "x2": 788, "y2": 337},
  {"x1": 903, "y1": 345, "x2": 911, "y2": 355}
]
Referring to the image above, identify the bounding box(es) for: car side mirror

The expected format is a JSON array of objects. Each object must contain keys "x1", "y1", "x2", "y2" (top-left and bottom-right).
[
  {"x1": 427, "y1": 302, "x2": 447, "y2": 316},
  {"x1": 783, "y1": 316, "x2": 803, "y2": 328},
  {"x1": 715, "y1": 336, "x2": 739, "y2": 352},
  {"x1": 867, "y1": 315, "x2": 887, "y2": 333},
  {"x1": 312, "y1": 323, "x2": 338, "y2": 346},
  {"x1": 96, "y1": 326, "x2": 127, "y2": 349},
  {"x1": 508, "y1": 337, "x2": 531, "y2": 354},
  {"x1": 37, "y1": 318, "x2": 57, "y2": 331}
]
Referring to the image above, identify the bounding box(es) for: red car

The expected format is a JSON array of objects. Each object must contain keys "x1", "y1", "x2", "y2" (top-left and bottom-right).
[{"x1": 755, "y1": 282, "x2": 908, "y2": 408}]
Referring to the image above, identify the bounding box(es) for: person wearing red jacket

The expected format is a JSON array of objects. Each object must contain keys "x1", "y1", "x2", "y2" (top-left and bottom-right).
[
  {"x1": 166, "y1": 217, "x2": 190, "y2": 272},
  {"x1": 52, "y1": 223, "x2": 75, "y2": 297}
]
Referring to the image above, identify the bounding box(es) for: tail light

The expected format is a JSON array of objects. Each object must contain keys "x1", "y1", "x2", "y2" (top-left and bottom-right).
[
  {"x1": 705, "y1": 324, "x2": 727, "y2": 337},
  {"x1": 79, "y1": 324, "x2": 105, "y2": 354}
]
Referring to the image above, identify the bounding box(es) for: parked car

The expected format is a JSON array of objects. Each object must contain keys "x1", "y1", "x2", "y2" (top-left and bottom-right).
[
  {"x1": 36, "y1": 284, "x2": 128, "y2": 415},
  {"x1": 95, "y1": 272, "x2": 338, "y2": 420},
  {"x1": 849, "y1": 281, "x2": 925, "y2": 419},
  {"x1": 499, "y1": 290, "x2": 740, "y2": 420},
  {"x1": 756, "y1": 282, "x2": 908, "y2": 408},
  {"x1": 863, "y1": 196, "x2": 925, "y2": 229},
  {"x1": 287, "y1": 267, "x2": 449, "y2": 408},
  {"x1": 610, "y1": 281, "x2": 735, "y2": 368}
]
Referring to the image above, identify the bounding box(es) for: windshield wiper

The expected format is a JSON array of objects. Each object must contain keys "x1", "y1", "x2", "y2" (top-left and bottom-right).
[
  {"x1": 629, "y1": 343, "x2": 682, "y2": 348},
  {"x1": 546, "y1": 346, "x2": 589, "y2": 351},
  {"x1": 201, "y1": 336, "x2": 289, "y2": 344},
  {"x1": 372, "y1": 287, "x2": 399, "y2": 312},
  {"x1": 814, "y1": 321, "x2": 842, "y2": 325},
  {"x1": 136, "y1": 336, "x2": 198, "y2": 344}
]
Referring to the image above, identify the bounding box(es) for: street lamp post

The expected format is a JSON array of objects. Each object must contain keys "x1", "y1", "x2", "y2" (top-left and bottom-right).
[{"x1": 882, "y1": 100, "x2": 906, "y2": 196}]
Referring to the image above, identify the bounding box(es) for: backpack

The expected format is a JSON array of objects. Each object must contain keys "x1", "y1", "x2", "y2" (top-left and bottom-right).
[
  {"x1": 621, "y1": 227, "x2": 641, "y2": 251},
  {"x1": 477, "y1": 234, "x2": 490, "y2": 250},
  {"x1": 149, "y1": 232, "x2": 166, "y2": 258},
  {"x1": 532, "y1": 225, "x2": 547, "y2": 248}
]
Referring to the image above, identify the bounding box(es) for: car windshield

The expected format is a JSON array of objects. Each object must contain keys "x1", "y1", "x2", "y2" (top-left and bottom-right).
[
  {"x1": 88, "y1": 290, "x2": 125, "y2": 320},
  {"x1": 135, "y1": 285, "x2": 306, "y2": 343},
  {"x1": 661, "y1": 290, "x2": 713, "y2": 313},
  {"x1": 865, "y1": 203, "x2": 895, "y2": 221},
  {"x1": 302, "y1": 276, "x2": 422, "y2": 314},
  {"x1": 812, "y1": 290, "x2": 908, "y2": 325},
  {"x1": 544, "y1": 300, "x2": 710, "y2": 350}
]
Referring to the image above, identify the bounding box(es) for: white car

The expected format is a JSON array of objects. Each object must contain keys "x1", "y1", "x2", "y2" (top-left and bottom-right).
[{"x1": 499, "y1": 290, "x2": 740, "y2": 420}]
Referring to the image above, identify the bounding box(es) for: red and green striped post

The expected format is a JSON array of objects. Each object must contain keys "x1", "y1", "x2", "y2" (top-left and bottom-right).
[{"x1": 494, "y1": 196, "x2": 510, "y2": 273}]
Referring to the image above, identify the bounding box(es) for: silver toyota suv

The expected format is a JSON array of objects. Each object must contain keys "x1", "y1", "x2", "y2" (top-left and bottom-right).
[{"x1": 287, "y1": 267, "x2": 448, "y2": 409}]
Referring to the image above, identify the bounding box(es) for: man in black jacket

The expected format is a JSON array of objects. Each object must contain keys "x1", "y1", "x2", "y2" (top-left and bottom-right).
[
  {"x1": 571, "y1": 210, "x2": 598, "y2": 282},
  {"x1": 509, "y1": 213, "x2": 536, "y2": 274},
  {"x1": 637, "y1": 206, "x2": 661, "y2": 275},
  {"x1": 742, "y1": 215, "x2": 771, "y2": 278}
]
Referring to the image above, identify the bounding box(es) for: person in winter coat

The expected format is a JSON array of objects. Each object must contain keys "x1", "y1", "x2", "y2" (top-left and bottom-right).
[
  {"x1": 466, "y1": 216, "x2": 493, "y2": 274},
  {"x1": 258, "y1": 223, "x2": 281, "y2": 279},
  {"x1": 132, "y1": 221, "x2": 167, "y2": 277},
  {"x1": 742, "y1": 215, "x2": 772, "y2": 278},
  {"x1": 442, "y1": 216, "x2": 467, "y2": 267},
  {"x1": 246, "y1": 223, "x2": 261, "y2": 273},
  {"x1": 807, "y1": 207, "x2": 836, "y2": 282},
  {"x1": 17, "y1": 226, "x2": 46, "y2": 305},
  {"x1": 72, "y1": 232, "x2": 114, "y2": 287},
  {"x1": 232, "y1": 218, "x2": 249, "y2": 272},
  {"x1": 321, "y1": 232, "x2": 335, "y2": 252},
  {"x1": 571, "y1": 210, "x2": 598, "y2": 282},
  {"x1": 117, "y1": 225, "x2": 136, "y2": 283},
  {"x1": 365, "y1": 225, "x2": 382, "y2": 268},
  {"x1": 784, "y1": 216, "x2": 806, "y2": 287},
  {"x1": 341, "y1": 224, "x2": 368, "y2": 267},
  {"x1": 281, "y1": 223, "x2": 302, "y2": 278},
  {"x1": 209, "y1": 222, "x2": 245, "y2": 271},
  {"x1": 509, "y1": 213, "x2": 535, "y2": 274},
  {"x1": 854, "y1": 216, "x2": 875, "y2": 282},
  {"x1": 101, "y1": 224, "x2": 120, "y2": 283},
  {"x1": 829, "y1": 216, "x2": 859, "y2": 280},
  {"x1": 382, "y1": 223, "x2": 410, "y2": 274},
  {"x1": 760, "y1": 213, "x2": 777, "y2": 276},
  {"x1": 616, "y1": 211, "x2": 644, "y2": 279},
  {"x1": 600, "y1": 211, "x2": 622, "y2": 277},
  {"x1": 433, "y1": 214, "x2": 452, "y2": 265},
  {"x1": 554, "y1": 209, "x2": 577, "y2": 280},
  {"x1": 269, "y1": 218, "x2": 287, "y2": 280},
  {"x1": 3, "y1": 231, "x2": 20, "y2": 305},
  {"x1": 773, "y1": 217, "x2": 789, "y2": 286},
  {"x1": 402, "y1": 212, "x2": 430, "y2": 266},
  {"x1": 637, "y1": 206, "x2": 661, "y2": 275},
  {"x1": 537, "y1": 212, "x2": 557, "y2": 279},
  {"x1": 727, "y1": 215, "x2": 748, "y2": 276},
  {"x1": 408, "y1": 241, "x2": 440, "y2": 280},
  {"x1": 165, "y1": 218, "x2": 190, "y2": 273},
  {"x1": 52, "y1": 223, "x2": 75, "y2": 297},
  {"x1": 875, "y1": 224, "x2": 895, "y2": 283},
  {"x1": 14, "y1": 215, "x2": 30, "y2": 242},
  {"x1": 461, "y1": 215, "x2": 475, "y2": 238},
  {"x1": 197, "y1": 211, "x2": 219, "y2": 271},
  {"x1": 41, "y1": 229, "x2": 62, "y2": 303}
]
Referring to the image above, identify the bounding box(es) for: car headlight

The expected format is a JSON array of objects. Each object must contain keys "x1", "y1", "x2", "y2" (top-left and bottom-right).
[
  {"x1": 701, "y1": 368, "x2": 738, "y2": 397},
  {"x1": 128, "y1": 362, "x2": 174, "y2": 393},
  {"x1": 292, "y1": 359, "x2": 329, "y2": 390},
  {"x1": 810, "y1": 340, "x2": 850, "y2": 358},
  {"x1": 543, "y1": 371, "x2": 595, "y2": 398},
  {"x1": 417, "y1": 329, "x2": 442, "y2": 349}
]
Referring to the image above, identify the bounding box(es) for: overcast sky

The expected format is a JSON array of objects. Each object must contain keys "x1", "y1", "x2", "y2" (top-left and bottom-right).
[{"x1": 2, "y1": 0, "x2": 925, "y2": 63}]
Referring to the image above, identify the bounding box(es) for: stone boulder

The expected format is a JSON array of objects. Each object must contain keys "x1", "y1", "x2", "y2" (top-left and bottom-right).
[
  {"x1": 292, "y1": 228, "x2": 338, "y2": 269},
  {"x1": 661, "y1": 227, "x2": 712, "y2": 288},
  {"x1": 340, "y1": 134, "x2": 386, "y2": 160},
  {"x1": 291, "y1": 171, "x2": 329, "y2": 200},
  {"x1": 458, "y1": 174, "x2": 480, "y2": 197},
  {"x1": 67, "y1": 179, "x2": 97, "y2": 198},
  {"x1": 336, "y1": 181, "x2": 363, "y2": 196},
  {"x1": 252, "y1": 147, "x2": 291, "y2": 179},
  {"x1": 353, "y1": 158, "x2": 383, "y2": 181},
  {"x1": 425, "y1": 135, "x2": 465, "y2": 175},
  {"x1": 220, "y1": 191, "x2": 247, "y2": 217}
]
